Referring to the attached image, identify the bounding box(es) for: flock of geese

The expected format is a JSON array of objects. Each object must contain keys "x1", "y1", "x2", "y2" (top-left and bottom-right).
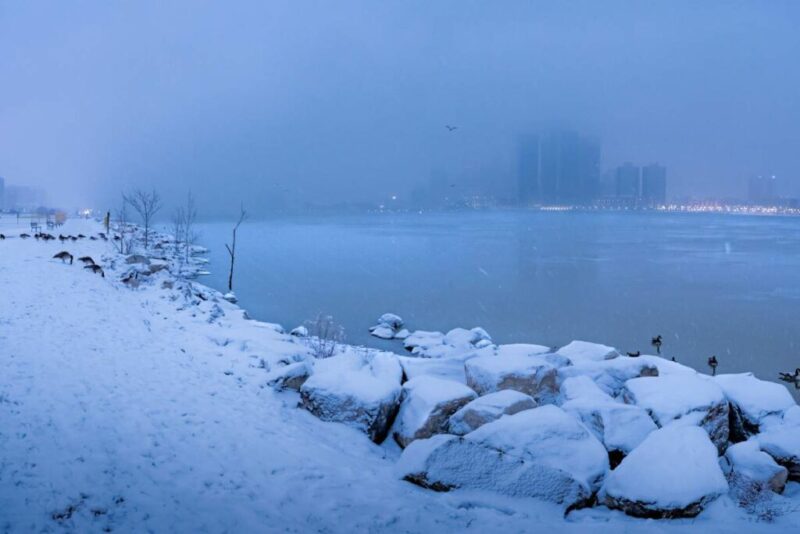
[
  {"x1": 625, "y1": 334, "x2": 799, "y2": 388},
  {"x1": 51, "y1": 251, "x2": 104, "y2": 277},
  {"x1": 0, "y1": 230, "x2": 108, "y2": 278}
]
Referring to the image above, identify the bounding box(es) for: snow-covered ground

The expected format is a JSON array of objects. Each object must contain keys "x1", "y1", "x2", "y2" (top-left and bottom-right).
[{"x1": 1, "y1": 219, "x2": 798, "y2": 532}]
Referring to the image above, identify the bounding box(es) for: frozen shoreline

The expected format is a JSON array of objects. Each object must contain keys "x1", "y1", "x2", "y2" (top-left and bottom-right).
[{"x1": 1, "y1": 218, "x2": 799, "y2": 532}]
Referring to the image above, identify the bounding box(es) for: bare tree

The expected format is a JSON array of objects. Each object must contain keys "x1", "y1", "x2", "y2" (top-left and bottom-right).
[
  {"x1": 304, "y1": 314, "x2": 345, "y2": 359},
  {"x1": 171, "y1": 206, "x2": 186, "y2": 261},
  {"x1": 183, "y1": 191, "x2": 199, "y2": 264},
  {"x1": 225, "y1": 204, "x2": 247, "y2": 292},
  {"x1": 123, "y1": 188, "x2": 162, "y2": 250}
]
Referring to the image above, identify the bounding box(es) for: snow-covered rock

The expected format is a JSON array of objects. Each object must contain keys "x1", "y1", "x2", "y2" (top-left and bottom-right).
[
  {"x1": 622, "y1": 374, "x2": 729, "y2": 452},
  {"x1": 465, "y1": 351, "x2": 566, "y2": 404},
  {"x1": 397, "y1": 405, "x2": 609, "y2": 510},
  {"x1": 402, "y1": 327, "x2": 493, "y2": 358},
  {"x1": 713, "y1": 373, "x2": 796, "y2": 440},
  {"x1": 393, "y1": 376, "x2": 477, "y2": 447},
  {"x1": 403, "y1": 330, "x2": 445, "y2": 355},
  {"x1": 556, "y1": 340, "x2": 619, "y2": 363},
  {"x1": 300, "y1": 352, "x2": 403, "y2": 443},
  {"x1": 559, "y1": 357, "x2": 659, "y2": 397},
  {"x1": 125, "y1": 254, "x2": 150, "y2": 265},
  {"x1": 222, "y1": 291, "x2": 237, "y2": 303},
  {"x1": 756, "y1": 424, "x2": 800, "y2": 481},
  {"x1": 561, "y1": 376, "x2": 657, "y2": 464},
  {"x1": 600, "y1": 425, "x2": 728, "y2": 518},
  {"x1": 266, "y1": 361, "x2": 311, "y2": 391},
  {"x1": 721, "y1": 440, "x2": 789, "y2": 494},
  {"x1": 289, "y1": 325, "x2": 308, "y2": 337},
  {"x1": 369, "y1": 313, "x2": 406, "y2": 339},
  {"x1": 448, "y1": 390, "x2": 536, "y2": 435}
]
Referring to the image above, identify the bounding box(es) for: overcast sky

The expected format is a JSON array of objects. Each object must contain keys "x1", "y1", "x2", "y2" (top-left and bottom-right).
[{"x1": 1, "y1": 1, "x2": 799, "y2": 214}]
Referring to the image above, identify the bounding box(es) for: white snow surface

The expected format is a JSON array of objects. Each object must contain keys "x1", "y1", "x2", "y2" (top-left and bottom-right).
[
  {"x1": 2, "y1": 219, "x2": 799, "y2": 532},
  {"x1": 556, "y1": 340, "x2": 619, "y2": 363},
  {"x1": 714, "y1": 373, "x2": 796, "y2": 424},
  {"x1": 600, "y1": 425, "x2": 728, "y2": 508},
  {"x1": 467, "y1": 405, "x2": 609, "y2": 493},
  {"x1": 623, "y1": 374, "x2": 726, "y2": 427}
]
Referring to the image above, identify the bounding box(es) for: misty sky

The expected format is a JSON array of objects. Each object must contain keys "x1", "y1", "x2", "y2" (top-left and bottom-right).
[{"x1": 1, "y1": 1, "x2": 799, "y2": 214}]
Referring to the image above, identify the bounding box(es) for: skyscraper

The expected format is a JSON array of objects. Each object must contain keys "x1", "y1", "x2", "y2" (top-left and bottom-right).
[
  {"x1": 518, "y1": 130, "x2": 600, "y2": 206},
  {"x1": 641, "y1": 164, "x2": 667, "y2": 206},
  {"x1": 0, "y1": 176, "x2": 5, "y2": 210},
  {"x1": 615, "y1": 163, "x2": 640, "y2": 200}
]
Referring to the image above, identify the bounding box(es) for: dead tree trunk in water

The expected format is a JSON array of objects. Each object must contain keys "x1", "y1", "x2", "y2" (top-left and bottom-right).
[{"x1": 225, "y1": 205, "x2": 247, "y2": 292}]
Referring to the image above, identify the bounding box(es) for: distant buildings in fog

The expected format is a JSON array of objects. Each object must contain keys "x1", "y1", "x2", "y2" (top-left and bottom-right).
[
  {"x1": 0, "y1": 175, "x2": 48, "y2": 211},
  {"x1": 517, "y1": 131, "x2": 600, "y2": 206},
  {"x1": 747, "y1": 175, "x2": 777, "y2": 204},
  {"x1": 516, "y1": 130, "x2": 667, "y2": 208}
]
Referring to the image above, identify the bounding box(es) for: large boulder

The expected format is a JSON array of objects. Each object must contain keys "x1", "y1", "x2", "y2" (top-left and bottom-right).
[
  {"x1": 393, "y1": 376, "x2": 477, "y2": 448},
  {"x1": 448, "y1": 390, "x2": 536, "y2": 435},
  {"x1": 397, "y1": 405, "x2": 609, "y2": 510},
  {"x1": 558, "y1": 357, "x2": 659, "y2": 397},
  {"x1": 599, "y1": 425, "x2": 728, "y2": 518},
  {"x1": 299, "y1": 351, "x2": 403, "y2": 443},
  {"x1": 622, "y1": 374, "x2": 729, "y2": 453},
  {"x1": 556, "y1": 340, "x2": 619, "y2": 363},
  {"x1": 721, "y1": 439, "x2": 789, "y2": 494},
  {"x1": 560, "y1": 376, "x2": 657, "y2": 466},
  {"x1": 756, "y1": 424, "x2": 800, "y2": 481},
  {"x1": 464, "y1": 351, "x2": 566, "y2": 404},
  {"x1": 713, "y1": 373, "x2": 796, "y2": 441}
]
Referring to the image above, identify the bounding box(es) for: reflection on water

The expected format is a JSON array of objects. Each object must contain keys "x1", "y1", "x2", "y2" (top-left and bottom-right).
[{"x1": 197, "y1": 211, "x2": 800, "y2": 395}]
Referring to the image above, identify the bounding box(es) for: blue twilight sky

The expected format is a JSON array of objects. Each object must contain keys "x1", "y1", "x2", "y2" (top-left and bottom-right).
[{"x1": 1, "y1": 1, "x2": 799, "y2": 213}]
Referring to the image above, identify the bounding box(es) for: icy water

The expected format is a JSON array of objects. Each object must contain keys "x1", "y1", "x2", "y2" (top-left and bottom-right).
[{"x1": 197, "y1": 211, "x2": 800, "y2": 390}]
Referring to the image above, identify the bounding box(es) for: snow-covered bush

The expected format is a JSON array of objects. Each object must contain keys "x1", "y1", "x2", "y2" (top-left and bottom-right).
[{"x1": 304, "y1": 314, "x2": 346, "y2": 359}]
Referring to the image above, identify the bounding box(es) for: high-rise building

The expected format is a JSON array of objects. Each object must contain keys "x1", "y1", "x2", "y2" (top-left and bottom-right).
[
  {"x1": 518, "y1": 130, "x2": 600, "y2": 206},
  {"x1": 615, "y1": 163, "x2": 640, "y2": 199},
  {"x1": 748, "y1": 175, "x2": 777, "y2": 204},
  {"x1": 0, "y1": 176, "x2": 5, "y2": 210},
  {"x1": 641, "y1": 164, "x2": 667, "y2": 206}
]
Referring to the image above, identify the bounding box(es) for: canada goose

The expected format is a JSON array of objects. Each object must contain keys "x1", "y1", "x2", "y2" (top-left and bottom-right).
[
  {"x1": 90, "y1": 236, "x2": 97, "y2": 240},
  {"x1": 0, "y1": 234, "x2": 5, "y2": 240},
  {"x1": 20, "y1": 233, "x2": 30, "y2": 239},
  {"x1": 70, "y1": 236, "x2": 78, "y2": 241},
  {"x1": 77, "y1": 234, "x2": 86, "y2": 239},
  {"x1": 626, "y1": 351, "x2": 641, "y2": 358},
  {"x1": 651, "y1": 335, "x2": 663, "y2": 354},
  {"x1": 778, "y1": 368, "x2": 800, "y2": 383},
  {"x1": 59, "y1": 234, "x2": 67, "y2": 242},
  {"x1": 707, "y1": 356, "x2": 719, "y2": 376},
  {"x1": 84, "y1": 264, "x2": 104, "y2": 277},
  {"x1": 98, "y1": 232, "x2": 106, "y2": 239},
  {"x1": 53, "y1": 251, "x2": 73, "y2": 264},
  {"x1": 78, "y1": 256, "x2": 95, "y2": 265},
  {"x1": 445, "y1": 125, "x2": 458, "y2": 131}
]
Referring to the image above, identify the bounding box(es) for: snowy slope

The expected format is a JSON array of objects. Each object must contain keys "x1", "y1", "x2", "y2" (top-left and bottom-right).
[{"x1": 0, "y1": 219, "x2": 797, "y2": 532}]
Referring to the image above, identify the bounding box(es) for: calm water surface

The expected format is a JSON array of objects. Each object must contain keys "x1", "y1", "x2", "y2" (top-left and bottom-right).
[{"x1": 197, "y1": 211, "x2": 800, "y2": 393}]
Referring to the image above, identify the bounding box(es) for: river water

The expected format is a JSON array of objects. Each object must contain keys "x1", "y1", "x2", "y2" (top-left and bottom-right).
[{"x1": 197, "y1": 210, "x2": 800, "y2": 392}]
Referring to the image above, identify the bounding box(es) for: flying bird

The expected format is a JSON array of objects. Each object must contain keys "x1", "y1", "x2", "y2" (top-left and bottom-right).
[{"x1": 445, "y1": 125, "x2": 458, "y2": 132}]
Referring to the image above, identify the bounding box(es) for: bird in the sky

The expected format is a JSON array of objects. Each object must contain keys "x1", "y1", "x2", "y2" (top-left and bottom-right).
[{"x1": 445, "y1": 125, "x2": 458, "y2": 131}]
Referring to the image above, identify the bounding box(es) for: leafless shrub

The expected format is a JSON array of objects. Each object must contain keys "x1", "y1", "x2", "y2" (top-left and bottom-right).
[
  {"x1": 304, "y1": 314, "x2": 345, "y2": 359},
  {"x1": 112, "y1": 202, "x2": 136, "y2": 255}
]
